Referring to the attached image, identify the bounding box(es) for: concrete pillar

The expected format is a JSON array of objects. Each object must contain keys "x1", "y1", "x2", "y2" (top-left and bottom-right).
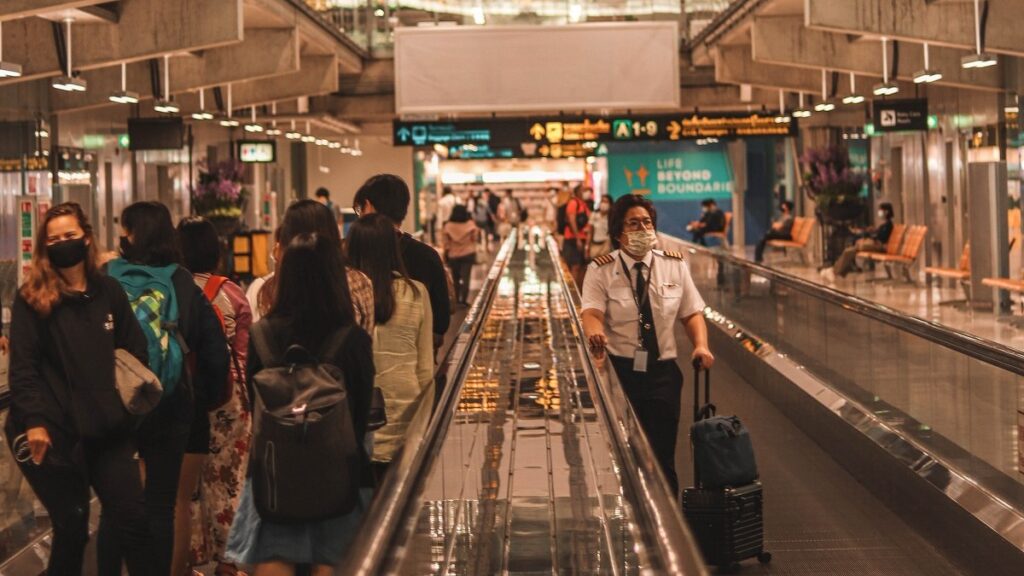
[{"x1": 967, "y1": 162, "x2": 1010, "y2": 309}]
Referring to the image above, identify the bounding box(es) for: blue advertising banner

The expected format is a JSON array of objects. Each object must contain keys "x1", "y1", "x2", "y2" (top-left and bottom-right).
[
  {"x1": 607, "y1": 143, "x2": 734, "y2": 200},
  {"x1": 605, "y1": 142, "x2": 735, "y2": 242}
]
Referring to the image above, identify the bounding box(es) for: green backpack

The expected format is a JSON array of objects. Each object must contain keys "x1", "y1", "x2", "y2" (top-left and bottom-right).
[{"x1": 108, "y1": 259, "x2": 185, "y2": 399}]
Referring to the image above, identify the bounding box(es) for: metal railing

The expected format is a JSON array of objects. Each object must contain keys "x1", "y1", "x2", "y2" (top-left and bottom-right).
[{"x1": 663, "y1": 234, "x2": 1024, "y2": 377}]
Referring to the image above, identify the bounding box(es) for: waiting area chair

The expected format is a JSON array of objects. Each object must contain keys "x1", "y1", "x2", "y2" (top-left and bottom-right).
[
  {"x1": 866, "y1": 225, "x2": 928, "y2": 283},
  {"x1": 925, "y1": 244, "x2": 971, "y2": 306},
  {"x1": 981, "y1": 277, "x2": 1024, "y2": 327},
  {"x1": 765, "y1": 216, "x2": 814, "y2": 264},
  {"x1": 705, "y1": 211, "x2": 733, "y2": 249}
]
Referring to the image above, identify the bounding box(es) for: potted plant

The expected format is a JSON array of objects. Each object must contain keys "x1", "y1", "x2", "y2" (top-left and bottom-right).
[
  {"x1": 191, "y1": 159, "x2": 249, "y2": 236},
  {"x1": 801, "y1": 145, "x2": 867, "y2": 223}
]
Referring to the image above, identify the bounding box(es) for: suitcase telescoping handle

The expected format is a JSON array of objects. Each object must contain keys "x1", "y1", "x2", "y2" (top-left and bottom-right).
[{"x1": 692, "y1": 358, "x2": 715, "y2": 422}]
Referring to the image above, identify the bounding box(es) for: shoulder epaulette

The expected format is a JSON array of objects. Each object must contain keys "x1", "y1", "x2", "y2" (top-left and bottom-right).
[
  {"x1": 661, "y1": 250, "x2": 685, "y2": 260},
  {"x1": 592, "y1": 254, "x2": 615, "y2": 266}
]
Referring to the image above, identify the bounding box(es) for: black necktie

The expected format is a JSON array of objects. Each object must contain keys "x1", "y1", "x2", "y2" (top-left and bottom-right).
[{"x1": 634, "y1": 262, "x2": 660, "y2": 360}]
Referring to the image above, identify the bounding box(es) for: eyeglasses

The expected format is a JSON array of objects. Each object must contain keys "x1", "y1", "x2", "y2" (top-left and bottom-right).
[{"x1": 623, "y1": 218, "x2": 654, "y2": 231}]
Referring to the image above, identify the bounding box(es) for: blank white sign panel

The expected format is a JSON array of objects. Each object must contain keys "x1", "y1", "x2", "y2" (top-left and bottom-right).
[{"x1": 395, "y1": 22, "x2": 680, "y2": 115}]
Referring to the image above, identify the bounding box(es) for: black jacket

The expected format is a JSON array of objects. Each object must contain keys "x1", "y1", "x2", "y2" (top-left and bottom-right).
[
  {"x1": 400, "y1": 232, "x2": 451, "y2": 337},
  {"x1": 8, "y1": 275, "x2": 148, "y2": 438}
]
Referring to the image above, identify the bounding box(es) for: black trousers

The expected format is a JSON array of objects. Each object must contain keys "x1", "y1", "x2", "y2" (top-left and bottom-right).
[
  {"x1": 754, "y1": 230, "x2": 792, "y2": 262},
  {"x1": 5, "y1": 421, "x2": 150, "y2": 576},
  {"x1": 609, "y1": 355, "x2": 683, "y2": 496},
  {"x1": 448, "y1": 254, "x2": 475, "y2": 304},
  {"x1": 99, "y1": 397, "x2": 191, "y2": 576}
]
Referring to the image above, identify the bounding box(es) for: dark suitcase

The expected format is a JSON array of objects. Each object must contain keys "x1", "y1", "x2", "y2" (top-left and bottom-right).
[{"x1": 683, "y1": 362, "x2": 771, "y2": 569}]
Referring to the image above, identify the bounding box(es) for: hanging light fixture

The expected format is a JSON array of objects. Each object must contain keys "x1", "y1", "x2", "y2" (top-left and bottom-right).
[
  {"x1": 843, "y1": 72, "x2": 865, "y2": 104},
  {"x1": 814, "y1": 70, "x2": 836, "y2": 112},
  {"x1": 913, "y1": 43, "x2": 943, "y2": 83},
  {"x1": 351, "y1": 139, "x2": 363, "y2": 157},
  {"x1": 792, "y1": 93, "x2": 812, "y2": 118},
  {"x1": 962, "y1": 0, "x2": 997, "y2": 68},
  {"x1": 472, "y1": 5, "x2": 486, "y2": 25},
  {"x1": 265, "y1": 103, "x2": 282, "y2": 136},
  {"x1": 1006, "y1": 93, "x2": 1020, "y2": 115},
  {"x1": 52, "y1": 19, "x2": 87, "y2": 92},
  {"x1": 153, "y1": 55, "x2": 179, "y2": 113},
  {"x1": 0, "y1": 21, "x2": 23, "y2": 78},
  {"x1": 285, "y1": 119, "x2": 301, "y2": 140},
  {"x1": 873, "y1": 38, "x2": 899, "y2": 96},
  {"x1": 340, "y1": 139, "x2": 351, "y2": 153},
  {"x1": 192, "y1": 89, "x2": 214, "y2": 120},
  {"x1": 774, "y1": 90, "x2": 791, "y2": 124},
  {"x1": 244, "y1": 107, "x2": 263, "y2": 132},
  {"x1": 109, "y1": 62, "x2": 140, "y2": 104},
  {"x1": 301, "y1": 121, "x2": 316, "y2": 143},
  {"x1": 219, "y1": 84, "x2": 240, "y2": 127}
]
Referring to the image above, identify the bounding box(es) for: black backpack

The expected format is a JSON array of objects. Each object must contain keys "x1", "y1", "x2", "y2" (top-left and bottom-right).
[{"x1": 249, "y1": 323, "x2": 361, "y2": 523}]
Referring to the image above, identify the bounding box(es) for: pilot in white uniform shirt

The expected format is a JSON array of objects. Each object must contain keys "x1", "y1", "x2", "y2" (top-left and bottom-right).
[{"x1": 580, "y1": 194, "x2": 713, "y2": 495}]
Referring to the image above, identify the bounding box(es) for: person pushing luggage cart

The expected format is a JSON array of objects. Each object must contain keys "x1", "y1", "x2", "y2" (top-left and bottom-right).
[{"x1": 581, "y1": 194, "x2": 714, "y2": 496}]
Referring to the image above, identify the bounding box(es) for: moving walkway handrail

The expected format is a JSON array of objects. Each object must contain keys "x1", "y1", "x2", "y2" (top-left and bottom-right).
[
  {"x1": 342, "y1": 232, "x2": 518, "y2": 575},
  {"x1": 544, "y1": 236, "x2": 708, "y2": 576},
  {"x1": 666, "y1": 234, "x2": 1024, "y2": 377}
]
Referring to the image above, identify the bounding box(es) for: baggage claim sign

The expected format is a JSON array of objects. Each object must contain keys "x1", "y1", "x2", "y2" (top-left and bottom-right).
[{"x1": 393, "y1": 113, "x2": 795, "y2": 159}]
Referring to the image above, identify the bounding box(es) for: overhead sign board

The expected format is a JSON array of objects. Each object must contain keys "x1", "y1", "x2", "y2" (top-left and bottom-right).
[
  {"x1": 394, "y1": 114, "x2": 795, "y2": 147},
  {"x1": 238, "y1": 141, "x2": 277, "y2": 163},
  {"x1": 873, "y1": 99, "x2": 929, "y2": 132}
]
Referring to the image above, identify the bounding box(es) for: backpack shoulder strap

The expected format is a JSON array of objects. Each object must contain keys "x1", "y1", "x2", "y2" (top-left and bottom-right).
[
  {"x1": 250, "y1": 321, "x2": 281, "y2": 368},
  {"x1": 319, "y1": 325, "x2": 355, "y2": 363},
  {"x1": 203, "y1": 275, "x2": 228, "y2": 303}
]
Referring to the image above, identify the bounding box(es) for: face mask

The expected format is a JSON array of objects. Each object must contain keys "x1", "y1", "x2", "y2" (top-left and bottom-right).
[
  {"x1": 624, "y1": 230, "x2": 658, "y2": 256},
  {"x1": 878, "y1": 210, "x2": 886, "y2": 219},
  {"x1": 702, "y1": 207, "x2": 709, "y2": 213},
  {"x1": 47, "y1": 238, "x2": 88, "y2": 269}
]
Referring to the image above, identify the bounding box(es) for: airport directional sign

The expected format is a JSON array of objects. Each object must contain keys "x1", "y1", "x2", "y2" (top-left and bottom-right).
[{"x1": 394, "y1": 113, "x2": 796, "y2": 147}]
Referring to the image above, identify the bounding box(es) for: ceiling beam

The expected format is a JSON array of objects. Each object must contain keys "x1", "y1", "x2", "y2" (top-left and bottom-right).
[
  {"x1": 806, "y1": 0, "x2": 1024, "y2": 58},
  {"x1": 0, "y1": 0, "x2": 111, "y2": 21},
  {"x1": 223, "y1": 55, "x2": 338, "y2": 110},
  {"x1": 39, "y1": 28, "x2": 301, "y2": 113},
  {"x1": 0, "y1": 0, "x2": 243, "y2": 85},
  {"x1": 753, "y1": 16, "x2": 1012, "y2": 93}
]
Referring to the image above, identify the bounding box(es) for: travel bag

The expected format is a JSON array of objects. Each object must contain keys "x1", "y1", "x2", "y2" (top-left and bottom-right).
[{"x1": 683, "y1": 361, "x2": 771, "y2": 569}]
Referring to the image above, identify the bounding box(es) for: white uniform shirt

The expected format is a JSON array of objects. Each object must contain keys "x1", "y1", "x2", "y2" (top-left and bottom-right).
[{"x1": 581, "y1": 249, "x2": 706, "y2": 361}]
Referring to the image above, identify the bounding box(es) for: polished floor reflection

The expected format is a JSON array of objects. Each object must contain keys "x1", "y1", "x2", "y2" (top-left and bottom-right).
[{"x1": 389, "y1": 248, "x2": 641, "y2": 575}]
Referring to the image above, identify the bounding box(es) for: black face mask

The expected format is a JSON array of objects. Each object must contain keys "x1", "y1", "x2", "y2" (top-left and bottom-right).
[
  {"x1": 119, "y1": 236, "x2": 133, "y2": 258},
  {"x1": 48, "y1": 238, "x2": 89, "y2": 269}
]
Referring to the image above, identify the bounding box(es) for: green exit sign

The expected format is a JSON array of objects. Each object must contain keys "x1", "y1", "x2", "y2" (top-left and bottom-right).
[
  {"x1": 927, "y1": 115, "x2": 939, "y2": 130},
  {"x1": 118, "y1": 134, "x2": 130, "y2": 148}
]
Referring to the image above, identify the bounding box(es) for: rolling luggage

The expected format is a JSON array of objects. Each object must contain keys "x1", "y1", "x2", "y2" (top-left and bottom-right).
[{"x1": 683, "y1": 361, "x2": 771, "y2": 569}]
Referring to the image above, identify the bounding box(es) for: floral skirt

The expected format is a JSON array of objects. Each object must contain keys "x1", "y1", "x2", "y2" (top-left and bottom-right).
[{"x1": 189, "y1": 380, "x2": 252, "y2": 565}]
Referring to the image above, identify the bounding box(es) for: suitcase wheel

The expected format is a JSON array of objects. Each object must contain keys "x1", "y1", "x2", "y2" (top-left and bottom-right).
[{"x1": 758, "y1": 552, "x2": 773, "y2": 564}]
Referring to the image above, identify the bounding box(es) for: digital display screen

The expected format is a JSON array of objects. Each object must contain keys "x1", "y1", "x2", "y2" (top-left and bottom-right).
[{"x1": 238, "y1": 141, "x2": 276, "y2": 163}]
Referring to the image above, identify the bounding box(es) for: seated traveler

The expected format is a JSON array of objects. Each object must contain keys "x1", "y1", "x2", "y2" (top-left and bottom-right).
[
  {"x1": 754, "y1": 200, "x2": 795, "y2": 263},
  {"x1": 687, "y1": 199, "x2": 726, "y2": 246},
  {"x1": 824, "y1": 202, "x2": 895, "y2": 280}
]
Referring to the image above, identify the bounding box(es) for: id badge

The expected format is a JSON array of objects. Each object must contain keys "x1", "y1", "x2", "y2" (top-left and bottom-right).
[{"x1": 633, "y1": 348, "x2": 649, "y2": 373}]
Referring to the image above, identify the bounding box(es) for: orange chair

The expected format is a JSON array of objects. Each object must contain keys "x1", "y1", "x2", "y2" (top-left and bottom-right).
[
  {"x1": 857, "y1": 223, "x2": 906, "y2": 262},
  {"x1": 925, "y1": 243, "x2": 971, "y2": 305},
  {"x1": 705, "y1": 211, "x2": 733, "y2": 249},
  {"x1": 766, "y1": 217, "x2": 814, "y2": 264},
  {"x1": 868, "y1": 225, "x2": 928, "y2": 283}
]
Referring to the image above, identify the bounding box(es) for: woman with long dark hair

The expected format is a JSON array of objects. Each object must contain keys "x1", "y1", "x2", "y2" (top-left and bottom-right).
[
  {"x1": 6, "y1": 202, "x2": 151, "y2": 575},
  {"x1": 347, "y1": 214, "x2": 433, "y2": 476},
  {"x1": 256, "y1": 200, "x2": 375, "y2": 333},
  {"x1": 177, "y1": 217, "x2": 253, "y2": 576},
  {"x1": 107, "y1": 201, "x2": 229, "y2": 575},
  {"x1": 226, "y1": 203, "x2": 375, "y2": 574}
]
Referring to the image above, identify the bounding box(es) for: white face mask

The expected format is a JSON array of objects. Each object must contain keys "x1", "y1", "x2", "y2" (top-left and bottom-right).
[
  {"x1": 878, "y1": 210, "x2": 886, "y2": 219},
  {"x1": 624, "y1": 230, "x2": 658, "y2": 256}
]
